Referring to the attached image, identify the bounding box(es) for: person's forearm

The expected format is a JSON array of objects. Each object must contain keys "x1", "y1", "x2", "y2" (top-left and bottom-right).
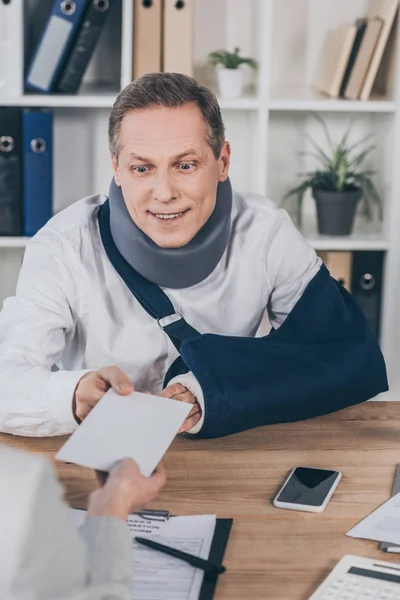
[
  {"x1": 0, "y1": 358, "x2": 91, "y2": 436},
  {"x1": 79, "y1": 517, "x2": 132, "y2": 600}
]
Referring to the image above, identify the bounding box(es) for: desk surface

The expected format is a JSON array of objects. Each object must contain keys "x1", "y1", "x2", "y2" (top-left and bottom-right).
[{"x1": 2, "y1": 401, "x2": 400, "y2": 599}]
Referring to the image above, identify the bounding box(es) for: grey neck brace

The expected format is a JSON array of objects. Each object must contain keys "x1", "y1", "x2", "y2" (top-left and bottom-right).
[{"x1": 108, "y1": 177, "x2": 233, "y2": 289}]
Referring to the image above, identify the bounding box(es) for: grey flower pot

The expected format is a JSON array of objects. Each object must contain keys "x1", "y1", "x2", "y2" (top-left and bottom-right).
[{"x1": 312, "y1": 187, "x2": 362, "y2": 236}]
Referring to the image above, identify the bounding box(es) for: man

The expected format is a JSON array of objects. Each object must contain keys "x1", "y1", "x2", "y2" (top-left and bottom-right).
[{"x1": 0, "y1": 73, "x2": 388, "y2": 439}]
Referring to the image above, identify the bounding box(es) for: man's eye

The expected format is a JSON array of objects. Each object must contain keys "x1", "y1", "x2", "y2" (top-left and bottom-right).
[
  {"x1": 179, "y1": 163, "x2": 194, "y2": 170},
  {"x1": 133, "y1": 165, "x2": 148, "y2": 174}
]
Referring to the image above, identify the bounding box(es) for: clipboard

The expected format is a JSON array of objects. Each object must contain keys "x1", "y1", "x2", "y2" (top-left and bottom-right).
[
  {"x1": 380, "y1": 465, "x2": 400, "y2": 552},
  {"x1": 75, "y1": 507, "x2": 233, "y2": 599},
  {"x1": 138, "y1": 509, "x2": 233, "y2": 600},
  {"x1": 199, "y1": 518, "x2": 233, "y2": 600}
]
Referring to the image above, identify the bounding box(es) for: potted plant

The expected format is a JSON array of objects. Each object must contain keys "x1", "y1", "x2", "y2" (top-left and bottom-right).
[
  {"x1": 208, "y1": 46, "x2": 258, "y2": 99},
  {"x1": 283, "y1": 114, "x2": 383, "y2": 236}
]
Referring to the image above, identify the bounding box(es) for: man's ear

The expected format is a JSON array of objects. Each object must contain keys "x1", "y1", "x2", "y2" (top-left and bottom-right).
[
  {"x1": 218, "y1": 141, "x2": 231, "y2": 182},
  {"x1": 111, "y1": 154, "x2": 121, "y2": 186}
]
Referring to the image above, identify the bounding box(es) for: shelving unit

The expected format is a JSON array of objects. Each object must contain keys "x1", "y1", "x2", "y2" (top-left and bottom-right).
[{"x1": 1, "y1": 0, "x2": 400, "y2": 398}]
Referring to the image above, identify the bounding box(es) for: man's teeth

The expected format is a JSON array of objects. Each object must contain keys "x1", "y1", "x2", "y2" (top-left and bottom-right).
[{"x1": 155, "y1": 211, "x2": 184, "y2": 220}]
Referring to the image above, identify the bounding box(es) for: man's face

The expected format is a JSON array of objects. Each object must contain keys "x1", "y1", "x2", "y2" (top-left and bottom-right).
[{"x1": 111, "y1": 103, "x2": 230, "y2": 248}]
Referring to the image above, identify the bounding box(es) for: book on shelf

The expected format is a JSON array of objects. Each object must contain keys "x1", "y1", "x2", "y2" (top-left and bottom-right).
[
  {"x1": 339, "y1": 18, "x2": 368, "y2": 98},
  {"x1": 360, "y1": 0, "x2": 399, "y2": 101},
  {"x1": 317, "y1": 0, "x2": 399, "y2": 102},
  {"x1": 316, "y1": 23, "x2": 358, "y2": 98},
  {"x1": 343, "y1": 18, "x2": 383, "y2": 100}
]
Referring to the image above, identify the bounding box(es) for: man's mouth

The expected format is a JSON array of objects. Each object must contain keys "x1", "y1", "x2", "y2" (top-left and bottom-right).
[{"x1": 148, "y1": 209, "x2": 189, "y2": 221}]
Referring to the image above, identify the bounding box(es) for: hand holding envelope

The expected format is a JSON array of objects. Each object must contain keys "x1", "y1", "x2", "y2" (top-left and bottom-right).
[{"x1": 56, "y1": 390, "x2": 192, "y2": 476}]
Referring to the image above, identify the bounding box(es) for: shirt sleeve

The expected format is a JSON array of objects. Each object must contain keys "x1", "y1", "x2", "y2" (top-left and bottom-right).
[
  {"x1": 167, "y1": 371, "x2": 205, "y2": 434},
  {"x1": 0, "y1": 230, "x2": 92, "y2": 437},
  {"x1": 265, "y1": 209, "x2": 322, "y2": 330},
  {"x1": 13, "y1": 457, "x2": 132, "y2": 600}
]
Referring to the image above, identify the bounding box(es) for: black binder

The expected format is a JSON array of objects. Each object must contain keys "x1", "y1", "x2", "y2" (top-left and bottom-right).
[
  {"x1": 55, "y1": 0, "x2": 113, "y2": 94},
  {"x1": 0, "y1": 107, "x2": 23, "y2": 235},
  {"x1": 350, "y1": 251, "x2": 384, "y2": 339}
]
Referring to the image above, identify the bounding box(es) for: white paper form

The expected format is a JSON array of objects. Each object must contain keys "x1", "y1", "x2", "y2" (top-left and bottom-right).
[
  {"x1": 71, "y1": 510, "x2": 217, "y2": 600},
  {"x1": 347, "y1": 491, "x2": 400, "y2": 545},
  {"x1": 56, "y1": 390, "x2": 191, "y2": 476}
]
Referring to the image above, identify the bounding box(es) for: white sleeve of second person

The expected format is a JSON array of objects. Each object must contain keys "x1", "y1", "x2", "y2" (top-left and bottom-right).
[
  {"x1": 0, "y1": 230, "x2": 91, "y2": 437},
  {"x1": 168, "y1": 371, "x2": 205, "y2": 434},
  {"x1": 3, "y1": 451, "x2": 132, "y2": 600}
]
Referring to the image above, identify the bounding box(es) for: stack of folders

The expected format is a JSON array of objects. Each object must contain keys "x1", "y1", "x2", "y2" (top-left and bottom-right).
[
  {"x1": 0, "y1": 107, "x2": 53, "y2": 236},
  {"x1": 133, "y1": 0, "x2": 194, "y2": 80},
  {"x1": 317, "y1": 251, "x2": 384, "y2": 340},
  {"x1": 25, "y1": 0, "x2": 113, "y2": 95},
  {"x1": 316, "y1": 0, "x2": 398, "y2": 100}
]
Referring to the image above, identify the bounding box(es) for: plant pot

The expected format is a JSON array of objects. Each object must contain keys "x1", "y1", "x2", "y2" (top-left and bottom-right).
[
  {"x1": 312, "y1": 187, "x2": 362, "y2": 236},
  {"x1": 217, "y1": 68, "x2": 243, "y2": 99}
]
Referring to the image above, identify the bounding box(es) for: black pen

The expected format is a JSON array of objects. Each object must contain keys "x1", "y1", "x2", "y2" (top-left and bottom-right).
[{"x1": 134, "y1": 536, "x2": 226, "y2": 575}]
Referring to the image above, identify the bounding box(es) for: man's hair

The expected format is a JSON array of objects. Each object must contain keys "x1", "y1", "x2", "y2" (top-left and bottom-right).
[{"x1": 108, "y1": 72, "x2": 225, "y2": 162}]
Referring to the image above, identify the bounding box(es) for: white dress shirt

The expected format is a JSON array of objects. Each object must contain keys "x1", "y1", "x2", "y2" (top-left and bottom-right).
[
  {"x1": 0, "y1": 445, "x2": 132, "y2": 600},
  {"x1": 0, "y1": 190, "x2": 320, "y2": 437}
]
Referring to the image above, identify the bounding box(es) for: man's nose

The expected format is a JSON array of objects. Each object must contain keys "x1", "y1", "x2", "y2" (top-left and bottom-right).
[{"x1": 153, "y1": 172, "x2": 177, "y2": 203}]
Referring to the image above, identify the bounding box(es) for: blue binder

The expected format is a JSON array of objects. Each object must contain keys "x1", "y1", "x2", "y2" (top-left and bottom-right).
[
  {"x1": 25, "y1": 0, "x2": 90, "y2": 94},
  {"x1": 22, "y1": 109, "x2": 53, "y2": 236}
]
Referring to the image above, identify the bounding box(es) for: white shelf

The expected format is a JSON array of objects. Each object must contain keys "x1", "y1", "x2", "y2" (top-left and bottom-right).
[
  {"x1": 218, "y1": 95, "x2": 260, "y2": 110},
  {"x1": 0, "y1": 238, "x2": 30, "y2": 248},
  {"x1": 306, "y1": 233, "x2": 389, "y2": 251},
  {"x1": 0, "y1": 92, "x2": 262, "y2": 111},
  {"x1": 269, "y1": 86, "x2": 396, "y2": 112},
  {"x1": 300, "y1": 219, "x2": 388, "y2": 251},
  {"x1": 0, "y1": 83, "x2": 121, "y2": 108}
]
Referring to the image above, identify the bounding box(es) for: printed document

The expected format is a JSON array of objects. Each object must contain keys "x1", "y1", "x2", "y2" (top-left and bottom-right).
[{"x1": 347, "y1": 492, "x2": 400, "y2": 545}]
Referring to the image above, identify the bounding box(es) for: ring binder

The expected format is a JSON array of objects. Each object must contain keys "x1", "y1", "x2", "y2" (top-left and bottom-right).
[
  {"x1": 0, "y1": 107, "x2": 23, "y2": 235},
  {"x1": 56, "y1": 0, "x2": 113, "y2": 94},
  {"x1": 25, "y1": 0, "x2": 90, "y2": 94}
]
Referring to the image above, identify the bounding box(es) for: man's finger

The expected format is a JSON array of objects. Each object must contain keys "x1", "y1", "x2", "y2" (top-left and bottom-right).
[
  {"x1": 179, "y1": 412, "x2": 201, "y2": 433},
  {"x1": 97, "y1": 366, "x2": 134, "y2": 395},
  {"x1": 186, "y1": 403, "x2": 200, "y2": 419},
  {"x1": 174, "y1": 391, "x2": 196, "y2": 405},
  {"x1": 159, "y1": 383, "x2": 186, "y2": 399}
]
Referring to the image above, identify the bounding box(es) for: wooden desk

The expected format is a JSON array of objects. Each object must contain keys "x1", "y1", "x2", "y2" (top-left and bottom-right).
[{"x1": 2, "y1": 401, "x2": 400, "y2": 599}]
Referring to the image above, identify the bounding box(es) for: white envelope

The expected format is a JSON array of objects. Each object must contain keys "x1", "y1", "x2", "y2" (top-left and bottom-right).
[{"x1": 56, "y1": 390, "x2": 191, "y2": 476}]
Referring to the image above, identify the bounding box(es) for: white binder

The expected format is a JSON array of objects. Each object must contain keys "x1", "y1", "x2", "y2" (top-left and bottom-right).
[{"x1": 0, "y1": 0, "x2": 23, "y2": 98}]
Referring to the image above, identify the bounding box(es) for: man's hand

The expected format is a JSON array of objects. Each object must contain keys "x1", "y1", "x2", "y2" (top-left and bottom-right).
[
  {"x1": 158, "y1": 383, "x2": 201, "y2": 433},
  {"x1": 87, "y1": 458, "x2": 166, "y2": 521},
  {"x1": 73, "y1": 366, "x2": 134, "y2": 423}
]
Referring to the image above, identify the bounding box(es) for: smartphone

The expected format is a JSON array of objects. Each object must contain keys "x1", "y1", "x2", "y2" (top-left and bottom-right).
[{"x1": 273, "y1": 466, "x2": 342, "y2": 513}]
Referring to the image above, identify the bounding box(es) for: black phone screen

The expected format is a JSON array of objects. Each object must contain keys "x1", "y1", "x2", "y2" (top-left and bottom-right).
[{"x1": 276, "y1": 467, "x2": 340, "y2": 506}]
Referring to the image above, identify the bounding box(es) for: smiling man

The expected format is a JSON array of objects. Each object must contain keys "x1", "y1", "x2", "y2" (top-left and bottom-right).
[{"x1": 0, "y1": 73, "x2": 388, "y2": 438}]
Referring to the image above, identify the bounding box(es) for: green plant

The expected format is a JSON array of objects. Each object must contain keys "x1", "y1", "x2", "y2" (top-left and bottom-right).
[
  {"x1": 283, "y1": 113, "x2": 383, "y2": 226},
  {"x1": 208, "y1": 46, "x2": 258, "y2": 70}
]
